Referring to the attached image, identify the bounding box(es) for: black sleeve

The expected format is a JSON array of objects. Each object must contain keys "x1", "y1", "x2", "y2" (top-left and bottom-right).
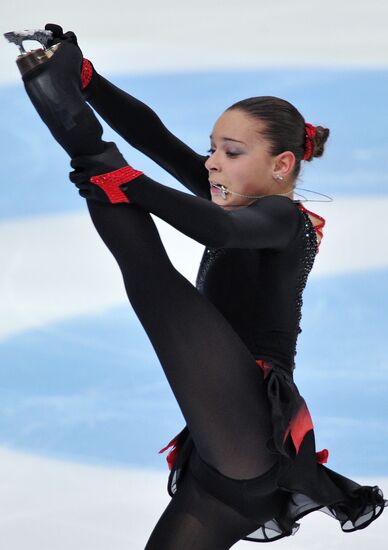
[
  {"x1": 121, "y1": 174, "x2": 301, "y2": 250},
  {"x1": 85, "y1": 73, "x2": 211, "y2": 200}
]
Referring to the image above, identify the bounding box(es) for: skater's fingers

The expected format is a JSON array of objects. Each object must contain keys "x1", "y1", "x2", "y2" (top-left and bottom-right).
[
  {"x1": 44, "y1": 23, "x2": 64, "y2": 37},
  {"x1": 70, "y1": 156, "x2": 91, "y2": 171},
  {"x1": 78, "y1": 189, "x2": 91, "y2": 199},
  {"x1": 72, "y1": 178, "x2": 105, "y2": 198},
  {"x1": 68, "y1": 170, "x2": 86, "y2": 184},
  {"x1": 68, "y1": 170, "x2": 77, "y2": 181},
  {"x1": 78, "y1": 188, "x2": 108, "y2": 203},
  {"x1": 62, "y1": 31, "x2": 79, "y2": 46},
  {"x1": 70, "y1": 154, "x2": 100, "y2": 171},
  {"x1": 74, "y1": 182, "x2": 92, "y2": 191},
  {"x1": 44, "y1": 24, "x2": 81, "y2": 51}
]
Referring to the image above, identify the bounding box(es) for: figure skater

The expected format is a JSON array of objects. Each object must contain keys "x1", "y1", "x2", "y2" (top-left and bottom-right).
[{"x1": 6, "y1": 24, "x2": 387, "y2": 549}]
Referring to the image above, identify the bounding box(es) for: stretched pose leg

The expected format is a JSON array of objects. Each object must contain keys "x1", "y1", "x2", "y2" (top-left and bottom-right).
[{"x1": 21, "y1": 41, "x2": 285, "y2": 549}]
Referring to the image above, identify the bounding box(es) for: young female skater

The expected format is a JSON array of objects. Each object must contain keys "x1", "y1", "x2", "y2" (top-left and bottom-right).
[{"x1": 10, "y1": 24, "x2": 387, "y2": 548}]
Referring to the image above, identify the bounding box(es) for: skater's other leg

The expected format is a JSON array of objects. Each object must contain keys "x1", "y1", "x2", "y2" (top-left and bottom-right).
[{"x1": 144, "y1": 467, "x2": 276, "y2": 550}]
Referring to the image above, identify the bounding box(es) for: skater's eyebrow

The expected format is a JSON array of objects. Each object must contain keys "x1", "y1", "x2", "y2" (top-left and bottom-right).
[{"x1": 209, "y1": 135, "x2": 247, "y2": 145}]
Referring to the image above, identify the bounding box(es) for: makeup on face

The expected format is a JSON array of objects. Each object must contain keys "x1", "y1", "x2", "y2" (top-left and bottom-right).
[{"x1": 208, "y1": 135, "x2": 247, "y2": 159}]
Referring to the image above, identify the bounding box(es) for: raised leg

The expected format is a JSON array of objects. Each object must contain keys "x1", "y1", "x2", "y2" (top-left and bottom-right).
[
  {"x1": 21, "y1": 43, "x2": 276, "y2": 481},
  {"x1": 86, "y1": 199, "x2": 276, "y2": 479},
  {"x1": 21, "y1": 40, "x2": 106, "y2": 158}
]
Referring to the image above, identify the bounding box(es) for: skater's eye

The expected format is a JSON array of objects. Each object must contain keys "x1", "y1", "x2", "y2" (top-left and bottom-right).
[{"x1": 207, "y1": 148, "x2": 241, "y2": 158}]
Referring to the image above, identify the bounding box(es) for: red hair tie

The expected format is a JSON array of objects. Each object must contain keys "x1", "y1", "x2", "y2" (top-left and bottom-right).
[{"x1": 303, "y1": 122, "x2": 317, "y2": 161}]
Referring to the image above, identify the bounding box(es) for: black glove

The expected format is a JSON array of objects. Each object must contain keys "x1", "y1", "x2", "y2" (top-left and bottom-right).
[
  {"x1": 45, "y1": 23, "x2": 95, "y2": 93},
  {"x1": 69, "y1": 142, "x2": 142, "y2": 204},
  {"x1": 45, "y1": 23, "x2": 81, "y2": 50}
]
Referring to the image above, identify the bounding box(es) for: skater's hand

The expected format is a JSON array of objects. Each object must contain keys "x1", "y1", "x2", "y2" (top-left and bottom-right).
[
  {"x1": 45, "y1": 23, "x2": 94, "y2": 91},
  {"x1": 69, "y1": 142, "x2": 137, "y2": 204},
  {"x1": 45, "y1": 23, "x2": 81, "y2": 51},
  {"x1": 70, "y1": 173, "x2": 109, "y2": 202}
]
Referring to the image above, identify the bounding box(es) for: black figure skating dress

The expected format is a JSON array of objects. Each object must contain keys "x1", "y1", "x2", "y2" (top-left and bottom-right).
[
  {"x1": 77, "y1": 70, "x2": 387, "y2": 543},
  {"x1": 158, "y1": 202, "x2": 386, "y2": 541}
]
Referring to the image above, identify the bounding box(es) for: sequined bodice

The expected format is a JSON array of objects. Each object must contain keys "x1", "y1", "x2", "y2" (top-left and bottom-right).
[{"x1": 195, "y1": 204, "x2": 321, "y2": 367}]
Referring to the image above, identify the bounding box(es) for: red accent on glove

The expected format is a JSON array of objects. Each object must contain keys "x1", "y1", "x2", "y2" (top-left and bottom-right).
[
  {"x1": 316, "y1": 448, "x2": 329, "y2": 464},
  {"x1": 81, "y1": 58, "x2": 93, "y2": 90},
  {"x1": 89, "y1": 165, "x2": 143, "y2": 204}
]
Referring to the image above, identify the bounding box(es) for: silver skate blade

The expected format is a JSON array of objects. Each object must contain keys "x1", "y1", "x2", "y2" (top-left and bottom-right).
[{"x1": 4, "y1": 29, "x2": 53, "y2": 54}]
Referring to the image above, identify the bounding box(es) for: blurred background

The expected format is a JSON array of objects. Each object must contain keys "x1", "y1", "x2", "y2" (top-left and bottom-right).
[{"x1": 0, "y1": 1, "x2": 387, "y2": 548}]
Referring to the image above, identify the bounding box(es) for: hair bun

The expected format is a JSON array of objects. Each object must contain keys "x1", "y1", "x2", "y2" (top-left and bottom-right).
[{"x1": 310, "y1": 126, "x2": 330, "y2": 160}]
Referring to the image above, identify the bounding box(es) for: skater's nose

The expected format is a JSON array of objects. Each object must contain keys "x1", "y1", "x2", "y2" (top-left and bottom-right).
[{"x1": 205, "y1": 151, "x2": 222, "y2": 173}]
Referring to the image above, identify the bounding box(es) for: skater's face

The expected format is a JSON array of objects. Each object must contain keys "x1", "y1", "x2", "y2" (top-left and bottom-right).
[{"x1": 205, "y1": 109, "x2": 295, "y2": 210}]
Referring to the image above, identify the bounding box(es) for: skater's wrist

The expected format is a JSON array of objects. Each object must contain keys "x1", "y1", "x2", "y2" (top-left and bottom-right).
[
  {"x1": 69, "y1": 142, "x2": 144, "y2": 204},
  {"x1": 71, "y1": 165, "x2": 144, "y2": 205},
  {"x1": 89, "y1": 165, "x2": 143, "y2": 204}
]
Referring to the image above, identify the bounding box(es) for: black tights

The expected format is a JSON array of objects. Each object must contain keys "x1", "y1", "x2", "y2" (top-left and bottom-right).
[
  {"x1": 85, "y1": 200, "x2": 283, "y2": 549},
  {"x1": 87, "y1": 199, "x2": 276, "y2": 480},
  {"x1": 145, "y1": 462, "x2": 277, "y2": 550},
  {"x1": 23, "y1": 59, "x2": 283, "y2": 548}
]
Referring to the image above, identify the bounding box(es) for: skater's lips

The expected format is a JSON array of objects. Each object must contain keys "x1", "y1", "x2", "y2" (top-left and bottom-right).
[
  {"x1": 209, "y1": 181, "x2": 221, "y2": 192},
  {"x1": 209, "y1": 180, "x2": 223, "y2": 188}
]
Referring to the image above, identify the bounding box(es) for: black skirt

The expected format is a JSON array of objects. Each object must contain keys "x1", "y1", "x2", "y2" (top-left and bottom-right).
[{"x1": 159, "y1": 356, "x2": 387, "y2": 542}]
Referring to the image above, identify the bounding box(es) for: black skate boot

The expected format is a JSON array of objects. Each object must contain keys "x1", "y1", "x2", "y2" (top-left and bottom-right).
[
  {"x1": 4, "y1": 29, "x2": 60, "y2": 76},
  {"x1": 4, "y1": 28, "x2": 105, "y2": 158}
]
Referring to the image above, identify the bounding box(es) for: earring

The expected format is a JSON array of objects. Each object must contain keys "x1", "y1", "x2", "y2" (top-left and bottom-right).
[{"x1": 273, "y1": 174, "x2": 284, "y2": 182}]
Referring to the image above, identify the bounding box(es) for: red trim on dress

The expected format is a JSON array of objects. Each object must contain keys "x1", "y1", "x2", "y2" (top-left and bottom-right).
[
  {"x1": 282, "y1": 401, "x2": 314, "y2": 454},
  {"x1": 316, "y1": 448, "x2": 329, "y2": 464},
  {"x1": 159, "y1": 435, "x2": 180, "y2": 471},
  {"x1": 256, "y1": 359, "x2": 329, "y2": 464},
  {"x1": 159, "y1": 359, "x2": 330, "y2": 471},
  {"x1": 296, "y1": 202, "x2": 326, "y2": 254},
  {"x1": 255, "y1": 358, "x2": 273, "y2": 380}
]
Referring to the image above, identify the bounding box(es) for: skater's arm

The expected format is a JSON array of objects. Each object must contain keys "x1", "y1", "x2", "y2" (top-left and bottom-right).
[
  {"x1": 41, "y1": 24, "x2": 210, "y2": 197},
  {"x1": 85, "y1": 73, "x2": 211, "y2": 200},
  {"x1": 118, "y1": 174, "x2": 301, "y2": 250},
  {"x1": 71, "y1": 154, "x2": 301, "y2": 250}
]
